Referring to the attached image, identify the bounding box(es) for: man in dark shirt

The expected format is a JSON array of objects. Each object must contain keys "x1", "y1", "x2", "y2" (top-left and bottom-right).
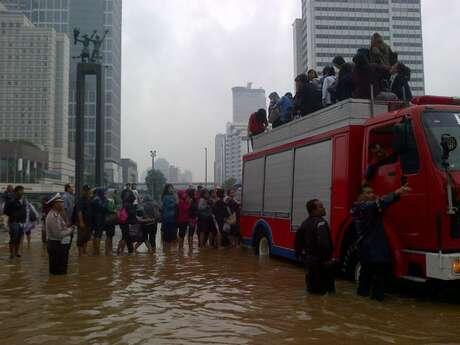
[
  {"x1": 3, "y1": 185, "x2": 27, "y2": 259},
  {"x1": 293, "y1": 74, "x2": 322, "y2": 117},
  {"x1": 364, "y1": 143, "x2": 398, "y2": 184},
  {"x1": 295, "y1": 199, "x2": 335, "y2": 295},
  {"x1": 75, "y1": 185, "x2": 93, "y2": 256},
  {"x1": 351, "y1": 184, "x2": 410, "y2": 301}
]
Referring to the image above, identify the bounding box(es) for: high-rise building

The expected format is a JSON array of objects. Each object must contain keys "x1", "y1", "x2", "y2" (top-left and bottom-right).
[
  {"x1": 232, "y1": 83, "x2": 266, "y2": 124},
  {"x1": 224, "y1": 122, "x2": 249, "y2": 183},
  {"x1": 154, "y1": 158, "x2": 170, "y2": 179},
  {"x1": 2, "y1": 0, "x2": 123, "y2": 182},
  {"x1": 299, "y1": 0, "x2": 424, "y2": 94},
  {"x1": 168, "y1": 165, "x2": 179, "y2": 183},
  {"x1": 293, "y1": 18, "x2": 304, "y2": 78},
  {"x1": 0, "y1": 4, "x2": 74, "y2": 183},
  {"x1": 179, "y1": 169, "x2": 193, "y2": 184},
  {"x1": 120, "y1": 158, "x2": 138, "y2": 184},
  {"x1": 214, "y1": 133, "x2": 225, "y2": 185}
]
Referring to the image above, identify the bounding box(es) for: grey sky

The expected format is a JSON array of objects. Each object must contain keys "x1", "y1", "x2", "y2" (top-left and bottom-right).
[{"x1": 121, "y1": 0, "x2": 459, "y2": 182}]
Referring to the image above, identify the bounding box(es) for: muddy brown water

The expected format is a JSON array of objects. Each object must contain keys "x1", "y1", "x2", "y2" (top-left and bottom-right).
[{"x1": 0, "y1": 229, "x2": 459, "y2": 345}]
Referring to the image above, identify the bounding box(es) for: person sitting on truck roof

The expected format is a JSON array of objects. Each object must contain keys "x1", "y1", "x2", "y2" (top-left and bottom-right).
[
  {"x1": 369, "y1": 32, "x2": 398, "y2": 67},
  {"x1": 351, "y1": 53, "x2": 390, "y2": 100},
  {"x1": 364, "y1": 143, "x2": 398, "y2": 184},
  {"x1": 351, "y1": 183, "x2": 410, "y2": 301},
  {"x1": 295, "y1": 199, "x2": 336, "y2": 295},
  {"x1": 277, "y1": 92, "x2": 294, "y2": 125},
  {"x1": 293, "y1": 74, "x2": 322, "y2": 118},
  {"x1": 331, "y1": 56, "x2": 354, "y2": 101},
  {"x1": 268, "y1": 92, "x2": 282, "y2": 128},
  {"x1": 390, "y1": 62, "x2": 413, "y2": 102},
  {"x1": 322, "y1": 66, "x2": 336, "y2": 107},
  {"x1": 307, "y1": 69, "x2": 322, "y2": 93},
  {"x1": 248, "y1": 108, "x2": 268, "y2": 138}
]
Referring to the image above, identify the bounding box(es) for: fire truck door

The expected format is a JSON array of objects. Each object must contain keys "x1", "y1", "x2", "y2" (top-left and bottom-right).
[{"x1": 367, "y1": 120, "x2": 428, "y2": 247}]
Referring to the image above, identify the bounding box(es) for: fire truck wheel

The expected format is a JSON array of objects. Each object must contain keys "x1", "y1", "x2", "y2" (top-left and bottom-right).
[{"x1": 254, "y1": 234, "x2": 270, "y2": 256}]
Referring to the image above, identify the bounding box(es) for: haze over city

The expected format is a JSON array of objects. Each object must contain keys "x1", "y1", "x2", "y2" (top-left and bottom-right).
[{"x1": 122, "y1": 0, "x2": 460, "y2": 182}]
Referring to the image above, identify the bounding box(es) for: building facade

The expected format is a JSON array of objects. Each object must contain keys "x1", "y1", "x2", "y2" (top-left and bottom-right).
[
  {"x1": 214, "y1": 133, "x2": 225, "y2": 186},
  {"x1": 232, "y1": 83, "x2": 266, "y2": 124},
  {"x1": 154, "y1": 158, "x2": 170, "y2": 179},
  {"x1": 2, "y1": 0, "x2": 123, "y2": 182},
  {"x1": 224, "y1": 122, "x2": 249, "y2": 183},
  {"x1": 299, "y1": 0, "x2": 424, "y2": 94},
  {"x1": 120, "y1": 158, "x2": 138, "y2": 184},
  {"x1": 293, "y1": 18, "x2": 304, "y2": 78},
  {"x1": 0, "y1": 4, "x2": 74, "y2": 184}
]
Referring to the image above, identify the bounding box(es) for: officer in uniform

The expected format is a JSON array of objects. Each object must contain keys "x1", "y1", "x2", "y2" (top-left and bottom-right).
[
  {"x1": 295, "y1": 199, "x2": 335, "y2": 295},
  {"x1": 351, "y1": 184, "x2": 410, "y2": 301}
]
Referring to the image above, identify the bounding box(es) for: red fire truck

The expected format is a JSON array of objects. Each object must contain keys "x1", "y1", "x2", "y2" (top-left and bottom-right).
[{"x1": 240, "y1": 97, "x2": 460, "y2": 282}]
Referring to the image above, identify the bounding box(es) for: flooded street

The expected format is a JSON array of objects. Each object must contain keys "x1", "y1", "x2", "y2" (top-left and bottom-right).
[{"x1": 1, "y1": 230, "x2": 460, "y2": 345}]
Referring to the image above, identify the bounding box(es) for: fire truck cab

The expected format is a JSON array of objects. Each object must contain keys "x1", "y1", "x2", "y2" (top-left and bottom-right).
[{"x1": 240, "y1": 97, "x2": 460, "y2": 282}]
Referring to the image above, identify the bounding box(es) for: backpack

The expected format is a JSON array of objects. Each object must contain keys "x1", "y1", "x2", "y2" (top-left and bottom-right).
[
  {"x1": 268, "y1": 105, "x2": 281, "y2": 124},
  {"x1": 117, "y1": 207, "x2": 128, "y2": 225}
]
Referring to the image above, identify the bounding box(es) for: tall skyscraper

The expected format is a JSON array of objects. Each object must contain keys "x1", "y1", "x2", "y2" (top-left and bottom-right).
[
  {"x1": 298, "y1": 0, "x2": 424, "y2": 95},
  {"x1": 232, "y1": 83, "x2": 266, "y2": 124},
  {"x1": 2, "y1": 0, "x2": 123, "y2": 182},
  {"x1": 0, "y1": 4, "x2": 74, "y2": 183},
  {"x1": 214, "y1": 133, "x2": 225, "y2": 185},
  {"x1": 293, "y1": 18, "x2": 304, "y2": 78},
  {"x1": 216, "y1": 84, "x2": 266, "y2": 184}
]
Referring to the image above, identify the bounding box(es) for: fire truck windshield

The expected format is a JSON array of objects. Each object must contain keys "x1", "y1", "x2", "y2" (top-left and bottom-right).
[{"x1": 423, "y1": 111, "x2": 460, "y2": 170}]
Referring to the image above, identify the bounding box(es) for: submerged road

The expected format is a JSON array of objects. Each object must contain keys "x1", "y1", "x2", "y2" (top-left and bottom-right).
[{"x1": 0, "y1": 230, "x2": 459, "y2": 345}]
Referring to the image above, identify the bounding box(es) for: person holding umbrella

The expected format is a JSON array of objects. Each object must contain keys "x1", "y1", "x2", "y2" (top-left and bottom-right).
[{"x1": 45, "y1": 193, "x2": 74, "y2": 275}]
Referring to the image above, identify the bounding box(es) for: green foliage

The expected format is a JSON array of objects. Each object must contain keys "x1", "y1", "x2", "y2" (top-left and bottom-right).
[
  {"x1": 222, "y1": 177, "x2": 237, "y2": 191},
  {"x1": 145, "y1": 169, "x2": 167, "y2": 201}
]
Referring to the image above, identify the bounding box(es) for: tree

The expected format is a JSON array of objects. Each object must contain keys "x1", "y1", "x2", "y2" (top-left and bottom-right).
[
  {"x1": 222, "y1": 177, "x2": 237, "y2": 191},
  {"x1": 145, "y1": 169, "x2": 167, "y2": 201}
]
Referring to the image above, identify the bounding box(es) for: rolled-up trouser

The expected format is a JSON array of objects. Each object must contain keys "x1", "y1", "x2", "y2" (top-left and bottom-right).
[
  {"x1": 142, "y1": 223, "x2": 157, "y2": 248},
  {"x1": 77, "y1": 226, "x2": 91, "y2": 247},
  {"x1": 120, "y1": 224, "x2": 133, "y2": 253},
  {"x1": 47, "y1": 240, "x2": 70, "y2": 275}
]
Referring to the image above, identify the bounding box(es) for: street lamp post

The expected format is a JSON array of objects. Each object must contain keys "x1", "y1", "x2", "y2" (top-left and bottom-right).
[
  {"x1": 149, "y1": 150, "x2": 157, "y2": 199},
  {"x1": 205, "y1": 147, "x2": 208, "y2": 187}
]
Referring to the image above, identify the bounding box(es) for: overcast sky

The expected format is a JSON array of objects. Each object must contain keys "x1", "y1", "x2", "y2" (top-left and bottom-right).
[{"x1": 121, "y1": 0, "x2": 459, "y2": 182}]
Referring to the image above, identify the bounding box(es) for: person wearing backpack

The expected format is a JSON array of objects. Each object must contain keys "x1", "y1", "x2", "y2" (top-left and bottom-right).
[
  {"x1": 277, "y1": 92, "x2": 294, "y2": 126},
  {"x1": 91, "y1": 188, "x2": 109, "y2": 256},
  {"x1": 268, "y1": 92, "x2": 282, "y2": 128},
  {"x1": 139, "y1": 195, "x2": 160, "y2": 252}
]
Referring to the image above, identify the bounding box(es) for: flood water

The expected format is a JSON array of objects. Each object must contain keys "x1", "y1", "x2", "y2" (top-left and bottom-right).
[{"x1": 1, "y1": 229, "x2": 460, "y2": 345}]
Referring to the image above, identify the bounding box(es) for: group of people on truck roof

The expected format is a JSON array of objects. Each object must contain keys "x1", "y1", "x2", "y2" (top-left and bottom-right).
[{"x1": 248, "y1": 33, "x2": 413, "y2": 139}]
